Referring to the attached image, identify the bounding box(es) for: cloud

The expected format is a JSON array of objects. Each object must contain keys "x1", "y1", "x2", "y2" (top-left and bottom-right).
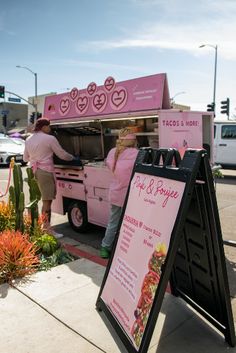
[
  {"x1": 63, "y1": 59, "x2": 146, "y2": 72},
  {"x1": 77, "y1": 0, "x2": 236, "y2": 60}
]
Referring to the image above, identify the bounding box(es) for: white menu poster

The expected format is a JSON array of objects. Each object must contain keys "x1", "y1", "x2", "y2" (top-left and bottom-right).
[{"x1": 101, "y1": 172, "x2": 186, "y2": 349}]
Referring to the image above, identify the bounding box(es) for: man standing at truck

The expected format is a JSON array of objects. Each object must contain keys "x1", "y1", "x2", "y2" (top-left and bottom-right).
[{"x1": 23, "y1": 117, "x2": 75, "y2": 238}]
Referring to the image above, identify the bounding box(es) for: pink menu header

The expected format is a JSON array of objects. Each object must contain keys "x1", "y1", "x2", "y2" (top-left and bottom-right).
[{"x1": 44, "y1": 73, "x2": 170, "y2": 121}]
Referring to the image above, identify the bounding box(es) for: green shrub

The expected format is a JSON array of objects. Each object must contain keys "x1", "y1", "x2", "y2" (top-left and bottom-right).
[
  {"x1": 33, "y1": 233, "x2": 59, "y2": 256},
  {"x1": 38, "y1": 248, "x2": 75, "y2": 271}
]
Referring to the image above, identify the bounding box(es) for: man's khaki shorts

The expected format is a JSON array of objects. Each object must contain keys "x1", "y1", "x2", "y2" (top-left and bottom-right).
[{"x1": 35, "y1": 169, "x2": 56, "y2": 201}]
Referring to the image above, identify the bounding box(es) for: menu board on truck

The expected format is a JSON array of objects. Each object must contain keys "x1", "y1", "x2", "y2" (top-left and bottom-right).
[{"x1": 159, "y1": 111, "x2": 203, "y2": 158}]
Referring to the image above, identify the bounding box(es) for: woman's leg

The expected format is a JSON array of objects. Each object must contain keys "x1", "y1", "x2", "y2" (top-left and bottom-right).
[{"x1": 101, "y1": 204, "x2": 122, "y2": 250}]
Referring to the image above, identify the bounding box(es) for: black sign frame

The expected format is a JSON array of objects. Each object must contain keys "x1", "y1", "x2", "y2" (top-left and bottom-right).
[
  {"x1": 170, "y1": 149, "x2": 235, "y2": 346},
  {"x1": 96, "y1": 148, "x2": 235, "y2": 353}
]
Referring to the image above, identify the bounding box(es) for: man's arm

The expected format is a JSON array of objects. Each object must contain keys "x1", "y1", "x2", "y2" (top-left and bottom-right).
[{"x1": 51, "y1": 136, "x2": 74, "y2": 161}]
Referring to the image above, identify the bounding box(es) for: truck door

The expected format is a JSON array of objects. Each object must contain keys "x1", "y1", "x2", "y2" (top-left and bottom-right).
[{"x1": 214, "y1": 123, "x2": 236, "y2": 165}]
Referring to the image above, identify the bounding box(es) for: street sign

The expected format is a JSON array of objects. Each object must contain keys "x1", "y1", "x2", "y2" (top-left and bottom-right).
[
  {"x1": 8, "y1": 97, "x2": 21, "y2": 103},
  {"x1": 1, "y1": 110, "x2": 9, "y2": 115}
]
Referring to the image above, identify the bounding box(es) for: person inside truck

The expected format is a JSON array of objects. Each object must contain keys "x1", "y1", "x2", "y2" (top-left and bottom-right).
[
  {"x1": 23, "y1": 117, "x2": 76, "y2": 239},
  {"x1": 100, "y1": 127, "x2": 139, "y2": 259}
]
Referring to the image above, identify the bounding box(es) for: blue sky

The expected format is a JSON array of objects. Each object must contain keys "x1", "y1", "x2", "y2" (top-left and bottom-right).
[{"x1": 1, "y1": 0, "x2": 236, "y2": 117}]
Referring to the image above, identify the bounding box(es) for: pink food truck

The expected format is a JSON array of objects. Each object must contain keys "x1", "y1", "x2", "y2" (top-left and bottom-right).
[{"x1": 43, "y1": 73, "x2": 213, "y2": 232}]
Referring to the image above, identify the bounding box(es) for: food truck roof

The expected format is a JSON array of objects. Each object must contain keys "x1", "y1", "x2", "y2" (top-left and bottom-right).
[{"x1": 44, "y1": 73, "x2": 171, "y2": 123}]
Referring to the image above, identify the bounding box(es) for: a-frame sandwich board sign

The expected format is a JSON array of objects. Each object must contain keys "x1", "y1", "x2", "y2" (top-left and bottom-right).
[
  {"x1": 170, "y1": 148, "x2": 236, "y2": 346},
  {"x1": 96, "y1": 148, "x2": 235, "y2": 353}
]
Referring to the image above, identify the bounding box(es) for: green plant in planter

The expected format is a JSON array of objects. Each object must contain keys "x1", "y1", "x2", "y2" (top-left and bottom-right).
[
  {"x1": 212, "y1": 167, "x2": 224, "y2": 179},
  {"x1": 8, "y1": 164, "x2": 25, "y2": 233},
  {"x1": 212, "y1": 165, "x2": 224, "y2": 189},
  {"x1": 38, "y1": 248, "x2": 75, "y2": 271},
  {"x1": 33, "y1": 233, "x2": 59, "y2": 256},
  {"x1": 25, "y1": 167, "x2": 41, "y2": 232}
]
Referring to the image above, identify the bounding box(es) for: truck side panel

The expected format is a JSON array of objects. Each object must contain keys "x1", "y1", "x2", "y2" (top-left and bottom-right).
[{"x1": 84, "y1": 164, "x2": 113, "y2": 227}]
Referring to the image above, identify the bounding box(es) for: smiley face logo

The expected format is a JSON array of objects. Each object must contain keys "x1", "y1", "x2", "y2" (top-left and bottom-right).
[
  {"x1": 104, "y1": 76, "x2": 115, "y2": 92},
  {"x1": 110, "y1": 86, "x2": 128, "y2": 111},
  {"x1": 75, "y1": 94, "x2": 89, "y2": 115},
  {"x1": 70, "y1": 87, "x2": 79, "y2": 101},
  {"x1": 92, "y1": 90, "x2": 107, "y2": 113},
  {"x1": 59, "y1": 97, "x2": 71, "y2": 116},
  {"x1": 87, "y1": 82, "x2": 97, "y2": 96}
]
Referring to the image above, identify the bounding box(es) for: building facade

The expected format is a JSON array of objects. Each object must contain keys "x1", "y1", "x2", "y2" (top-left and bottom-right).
[{"x1": 0, "y1": 102, "x2": 28, "y2": 133}]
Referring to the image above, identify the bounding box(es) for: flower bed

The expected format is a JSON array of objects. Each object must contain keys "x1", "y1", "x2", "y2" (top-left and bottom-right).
[
  {"x1": 0, "y1": 200, "x2": 75, "y2": 284},
  {"x1": 0, "y1": 162, "x2": 75, "y2": 284}
]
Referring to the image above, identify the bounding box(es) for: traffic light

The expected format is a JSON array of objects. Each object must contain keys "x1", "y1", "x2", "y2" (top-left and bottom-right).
[
  {"x1": 30, "y1": 112, "x2": 35, "y2": 124},
  {"x1": 0, "y1": 85, "x2": 5, "y2": 99},
  {"x1": 30, "y1": 112, "x2": 42, "y2": 124},
  {"x1": 207, "y1": 102, "x2": 215, "y2": 112},
  {"x1": 2, "y1": 115, "x2": 7, "y2": 128},
  {"x1": 221, "y1": 98, "x2": 230, "y2": 116}
]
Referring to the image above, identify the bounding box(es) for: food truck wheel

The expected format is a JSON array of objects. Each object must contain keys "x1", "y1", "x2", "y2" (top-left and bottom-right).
[{"x1": 68, "y1": 202, "x2": 88, "y2": 232}]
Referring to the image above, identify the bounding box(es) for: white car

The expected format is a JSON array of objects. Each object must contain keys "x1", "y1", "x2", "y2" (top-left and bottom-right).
[{"x1": 0, "y1": 136, "x2": 26, "y2": 166}]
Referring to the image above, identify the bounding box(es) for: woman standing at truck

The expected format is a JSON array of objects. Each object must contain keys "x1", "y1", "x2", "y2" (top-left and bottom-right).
[{"x1": 100, "y1": 127, "x2": 139, "y2": 259}]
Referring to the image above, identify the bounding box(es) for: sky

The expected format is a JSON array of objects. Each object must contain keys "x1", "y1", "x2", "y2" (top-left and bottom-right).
[{"x1": 1, "y1": 0, "x2": 236, "y2": 118}]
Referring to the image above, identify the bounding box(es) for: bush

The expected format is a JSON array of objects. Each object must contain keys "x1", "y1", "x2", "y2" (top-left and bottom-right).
[
  {"x1": 0, "y1": 200, "x2": 75, "y2": 283},
  {"x1": 0, "y1": 230, "x2": 39, "y2": 284},
  {"x1": 38, "y1": 248, "x2": 75, "y2": 271},
  {"x1": 0, "y1": 201, "x2": 15, "y2": 232},
  {"x1": 34, "y1": 233, "x2": 59, "y2": 256}
]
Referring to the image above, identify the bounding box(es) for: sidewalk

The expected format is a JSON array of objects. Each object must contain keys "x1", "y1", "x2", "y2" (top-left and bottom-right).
[{"x1": 0, "y1": 237, "x2": 235, "y2": 353}]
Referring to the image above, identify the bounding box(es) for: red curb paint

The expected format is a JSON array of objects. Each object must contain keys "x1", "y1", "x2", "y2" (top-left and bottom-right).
[{"x1": 63, "y1": 243, "x2": 108, "y2": 267}]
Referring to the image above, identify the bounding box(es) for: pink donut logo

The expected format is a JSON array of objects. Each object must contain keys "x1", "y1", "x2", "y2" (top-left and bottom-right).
[
  {"x1": 87, "y1": 82, "x2": 97, "y2": 96},
  {"x1": 92, "y1": 90, "x2": 107, "y2": 113},
  {"x1": 104, "y1": 76, "x2": 115, "y2": 92},
  {"x1": 75, "y1": 95, "x2": 89, "y2": 114},
  {"x1": 110, "y1": 86, "x2": 127, "y2": 110},
  {"x1": 70, "y1": 87, "x2": 79, "y2": 101},
  {"x1": 59, "y1": 97, "x2": 71, "y2": 116}
]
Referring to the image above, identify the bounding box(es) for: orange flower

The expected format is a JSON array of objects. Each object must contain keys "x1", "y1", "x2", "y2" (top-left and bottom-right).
[{"x1": 0, "y1": 230, "x2": 39, "y2": 283}]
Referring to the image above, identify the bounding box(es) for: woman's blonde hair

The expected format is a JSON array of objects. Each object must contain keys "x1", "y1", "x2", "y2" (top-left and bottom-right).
[{"x1": 112, "y1": 127, "x2": 136, "y2": 172}]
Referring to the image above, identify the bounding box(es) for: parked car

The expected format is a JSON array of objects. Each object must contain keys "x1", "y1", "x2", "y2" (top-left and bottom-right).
[
  {"x1": 214, "y1": 120, "x2": 236, "y2": 169},
  {"x1": 0, "y1": 136, "x2": 26, "y2": 166}
]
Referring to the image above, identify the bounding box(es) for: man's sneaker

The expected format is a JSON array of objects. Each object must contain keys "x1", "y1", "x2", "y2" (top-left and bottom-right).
[
  {"x1": 50, "y1": 230, "x2": 64, "y2": 239},
  {"x1": 100, "y1": 247, "x2": 110, "y2": 259}
]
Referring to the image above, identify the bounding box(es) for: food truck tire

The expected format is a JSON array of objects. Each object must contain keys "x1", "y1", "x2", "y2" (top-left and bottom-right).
[{"x1": 67, "y1": 201, "x2": 88, "y2": 232}]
